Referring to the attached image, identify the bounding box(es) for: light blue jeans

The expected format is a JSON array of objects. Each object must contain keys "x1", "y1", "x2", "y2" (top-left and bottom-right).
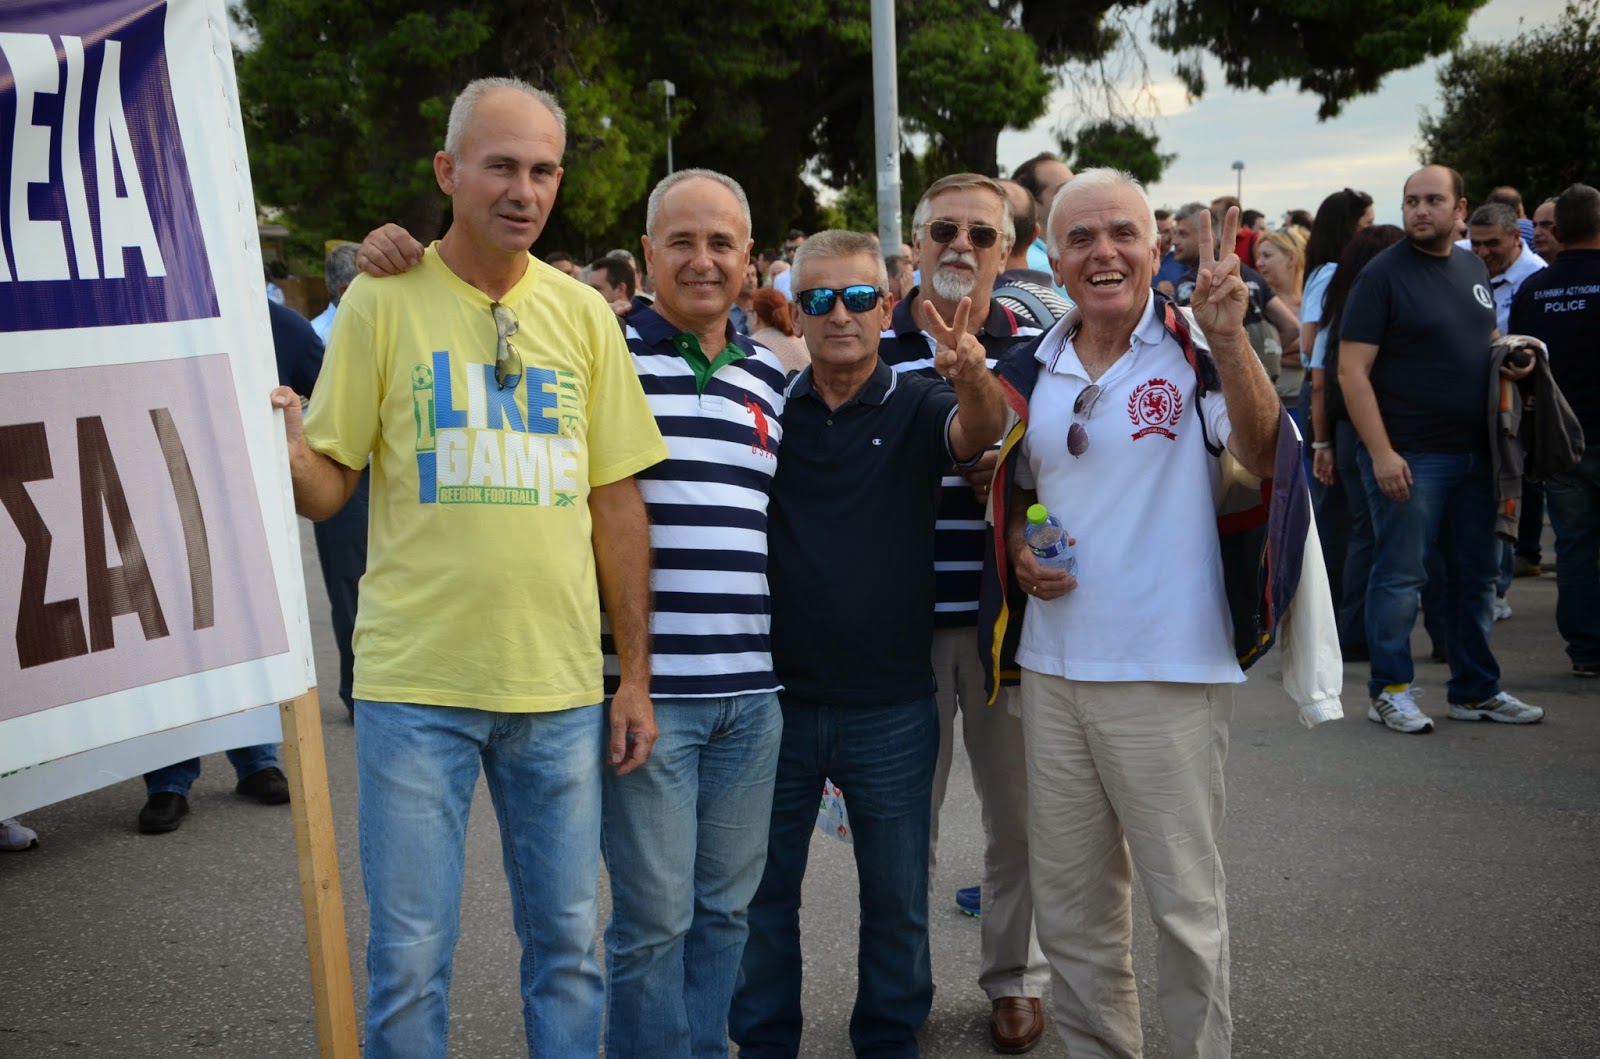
[
  {"x1": 601, "y1": 692, "x2": 783, "y2": 1059},
  {"x1": 354, "y1": 699, "x2": 605, "y2": 1059}
]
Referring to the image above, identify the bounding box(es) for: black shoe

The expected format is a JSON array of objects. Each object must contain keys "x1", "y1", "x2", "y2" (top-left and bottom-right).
[
  {"x1": 1575, "y1": 663, "x2": 1600, "y2": 678},
  {"x1": 236, "y1": 767, "x2": 290, "y2": 805},
  {"x1": 1429, "y1": 644, "x2": 1448, "y2": 664},
  {"x1": 138, "y1": 792, "x2": 190, "y2": 834}
]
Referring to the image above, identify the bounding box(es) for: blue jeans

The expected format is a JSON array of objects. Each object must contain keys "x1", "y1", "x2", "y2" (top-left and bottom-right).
[
  {"x1": 731, "y1": 696, "x2": 938, "y2": 1059},
  {"x1": 1330, "y1": 421, "x2": 1373, "y2": 649},
  {"x1": 312, "y1": 467, "x2": 368, "y2": 710},
  {"x1": 1360, "y1": 449, "x2": 1501, "y2": 704},
  {"x1": 602, "y1": 692, "x2": 783, "y2": 1059},
  {"x1": 1545, "y1": 449, "x2": 1600, "y2": 665},
  {"x1": 144, "y1": 744, "x2": 278, "y2": 795},
  {"x1": 354, "y1": 699, "x2": 605, "y2": 1059}
]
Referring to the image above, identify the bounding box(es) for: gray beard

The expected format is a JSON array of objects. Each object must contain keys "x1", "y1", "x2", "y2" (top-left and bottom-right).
[{"x1": 930, "y1": 267, "x2": 977, "y2": 301}]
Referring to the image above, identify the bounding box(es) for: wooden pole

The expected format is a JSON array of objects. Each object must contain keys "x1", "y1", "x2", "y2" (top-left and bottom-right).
[{"x1": 279, "y1": 689, "x2": 361, "y2": 1057}]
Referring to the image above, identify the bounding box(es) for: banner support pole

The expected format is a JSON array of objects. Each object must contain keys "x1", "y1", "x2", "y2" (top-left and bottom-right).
[{"x1": 279, "y1": 689, "x2": 360, "y2": 1057}]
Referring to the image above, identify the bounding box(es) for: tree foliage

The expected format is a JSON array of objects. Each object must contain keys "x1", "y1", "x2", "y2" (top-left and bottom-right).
[
  {"x1": 1150, "y1": 0, "x2": 1491, "y2": 120},
  {"x1": 1418, "y1": 1, "x2": 1600, "y2": 203},
  {"x1": 1060, "y1": 120, "x2": 1176, "y2": 185},
  {"x1": 233, "y1": 0, "x2": 1498, "y2": 259}
]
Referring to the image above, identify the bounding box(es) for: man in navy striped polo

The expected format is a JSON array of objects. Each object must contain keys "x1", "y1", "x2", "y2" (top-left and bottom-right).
[
  {"x1": 882, "y1": 172, "x2": 1049, "y2": 1054},
  {"x1": 603, "y1": 169, "x2": 790, "y2": 1059}
]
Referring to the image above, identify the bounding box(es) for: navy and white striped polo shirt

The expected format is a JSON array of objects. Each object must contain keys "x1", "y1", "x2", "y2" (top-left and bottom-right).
[
  {"x1": 879, "y1": 289, "x2": 1041, "y2": 628},
  {"x1": 602, "y1": 306, "x2": 787, "y2": 698}
]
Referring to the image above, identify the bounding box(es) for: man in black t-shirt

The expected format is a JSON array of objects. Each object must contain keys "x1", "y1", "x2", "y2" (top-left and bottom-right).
[
  {"x1": 1339, "y1": 164, "x2": 1544, "y2": 735},
  {"x1": 1509, "y1": 182, "x2": 1600, "y2": 677}
]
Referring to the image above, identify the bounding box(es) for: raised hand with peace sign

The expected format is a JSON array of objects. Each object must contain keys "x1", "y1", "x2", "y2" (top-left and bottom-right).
[
  {"x1": 914, "y1": 294, "x2": 1006, "y2": 463},
  {"x1": 917, "y1": 295, "x2": 989, "y2": 381},
  {"x1": 1187, "y1": 205, "x2": 1251, "y2": 341}
]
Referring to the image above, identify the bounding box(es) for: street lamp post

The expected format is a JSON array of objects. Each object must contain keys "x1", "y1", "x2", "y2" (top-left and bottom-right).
[
  {"x1": 662, "y1": 80, "x2": 676, "y2": 176},
  {"x1": 1231, "y1": 160, "x2": 1244, "y2": 203}
]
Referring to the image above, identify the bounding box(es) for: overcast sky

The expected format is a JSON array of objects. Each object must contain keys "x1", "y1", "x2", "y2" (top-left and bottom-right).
[{"x1": 996, "y1": 0, "x2": 1568, "y2": 226}]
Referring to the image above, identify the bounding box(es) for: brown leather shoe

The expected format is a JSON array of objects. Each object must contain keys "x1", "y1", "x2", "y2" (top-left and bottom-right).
[{"x1": 990, "y1": 996, "x2": 1044, "y2": 1054}]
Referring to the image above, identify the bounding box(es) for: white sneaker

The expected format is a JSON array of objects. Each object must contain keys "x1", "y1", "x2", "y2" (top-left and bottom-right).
[
  {"x1": 1493, "y1": 596, "x2": 1513, "y2": 621},
  {"x1": 1368, "y1": 687, "x2": 1433, "y2": 733},
  {"x1": 1, "y1": 817, "x2": 39, "y2": 851},
  {"x1": 1449, "y1": 692, "x2": 1544, "y2": 725}
]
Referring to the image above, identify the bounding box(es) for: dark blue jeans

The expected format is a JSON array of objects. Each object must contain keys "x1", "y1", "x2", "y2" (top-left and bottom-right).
[
  {"x1": 1545, "y1": 449, "x2": 1600, "y2": 666},
  {"x1": 731, "y1": 696, "x2": 938, "y2": 1059},
  {"x1": 1360, "y1": 448, "x2": 1501, "y2": 704},
  {"x1": 144, "y1": 744, "x2": 279, "y2": 795},
  {"x1": 312, "y1": 467, "x2": 369, "y2": 711}
]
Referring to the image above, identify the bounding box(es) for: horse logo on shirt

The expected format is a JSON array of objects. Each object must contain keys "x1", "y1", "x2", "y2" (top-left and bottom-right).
[
  {"x1": 1128, "y1": 378, "x2": 1183, "y2": 441},
  {"x1": 744, "y1": 396, "x2": 775, "y2": 458}
]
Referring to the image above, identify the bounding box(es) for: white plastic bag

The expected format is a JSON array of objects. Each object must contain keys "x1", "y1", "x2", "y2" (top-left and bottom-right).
[{"x1": 815, "y1": 778, "x2": 852, "y2": 843}]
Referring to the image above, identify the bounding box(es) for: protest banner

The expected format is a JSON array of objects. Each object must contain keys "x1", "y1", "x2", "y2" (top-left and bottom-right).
[{"x1": 1, "y1": 2, "x2": 357, "y2": 1053}]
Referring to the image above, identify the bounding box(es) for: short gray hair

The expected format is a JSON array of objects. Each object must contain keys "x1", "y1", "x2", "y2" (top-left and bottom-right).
[
  {"x1": 1468, "y1": 202, "x2": 1519, "y2": 234},
  {"x1": 645, "y1": 169, "x2": 753, "y2": 241},
  {"x1": 1047, "y1": 169, "x2": 1160, "y2": 253},
  {"x1": 791, "y1": 230, "x2": 890, "y2": 292},
  {"x1": 911, "y1": 173, "x2": 1015, "y2": 250},
  {"x1": 444, "y1": 77, "x2": 566, "y2": 158},
  {"x1": 324, "y1": 243, "x2": 359, "y2": 303},
  {"x1": 1169, "y1": 199, "x2": 1218, "y2": 245}
]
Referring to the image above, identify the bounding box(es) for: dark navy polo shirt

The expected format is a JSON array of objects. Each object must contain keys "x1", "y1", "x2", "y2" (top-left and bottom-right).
[
  {"x1": 268, "y1": 298, "x2": 325, "y2": 395},
  {"x1": 768, "y1": 358, "x2": 959, "y2": 707},
  {"x1": 879, "y1": 290, "x2": 1040, "y2": 628},
  {"x1": 1510, "y1": 248, "x2": 1600, "y2": 440},
  {"x1": 1341, "y1": 241, "x2": 1495, "y2": 453}
]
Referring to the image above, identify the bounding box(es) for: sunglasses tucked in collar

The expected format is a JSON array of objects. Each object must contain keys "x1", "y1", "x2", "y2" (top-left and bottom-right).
[{"x1": 491, "y1": 302, "x2": 522, "y2": 391}]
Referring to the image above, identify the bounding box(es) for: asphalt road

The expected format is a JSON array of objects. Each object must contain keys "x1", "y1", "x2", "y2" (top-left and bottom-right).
[{"x1": 2, "y1": 520, "x2": 1597, "y2": 1058}]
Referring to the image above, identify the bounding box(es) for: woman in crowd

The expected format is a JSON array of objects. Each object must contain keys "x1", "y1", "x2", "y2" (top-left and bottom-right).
[
  {"x1": 748, "y1": 287, "x2": 811, "y2": 374},
  {"x1": 1256, "y1": 227, "x2": 1309, "y2": 410},
  {"x1": 1317, "y1": 224, "x2": 1439, "y2": 663},
  {"x1": 1299, "y1": 188, "x2": 1376, "y2": 659}
]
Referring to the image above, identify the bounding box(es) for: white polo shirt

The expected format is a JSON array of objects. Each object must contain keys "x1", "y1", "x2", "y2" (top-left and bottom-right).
[{"x1": 1014, "y1": 295, "x2": 1246, "y2": 685}]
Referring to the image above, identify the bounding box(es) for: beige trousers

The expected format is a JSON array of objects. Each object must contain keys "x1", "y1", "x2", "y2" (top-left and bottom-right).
[
  {"x1": 929, "y1": 626, "x2": 1048, "y2": 999},
  {"x1": 1020, "y1": 671, "x2": 1233, "y2": 1059}
]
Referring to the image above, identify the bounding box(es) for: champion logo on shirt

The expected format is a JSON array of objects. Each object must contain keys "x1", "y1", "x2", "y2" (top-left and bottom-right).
[{"x1": 1128, "y1": 378, "x2": 1183, "y2": 441}]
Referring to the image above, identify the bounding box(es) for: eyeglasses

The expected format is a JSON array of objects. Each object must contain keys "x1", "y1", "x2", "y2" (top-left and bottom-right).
[
  {"x1": 922, "y1": 220, "x2": 1001, "y2": 249},
  {"x1": 1066, "y1": 383, "x2": 1102, "y2": 457},
  {"x1": 796, "y1": 285, "x2": 885, "y2": 316},
  {"x1": 492, "y1": 302, "x2": 522, "y2": 391}
]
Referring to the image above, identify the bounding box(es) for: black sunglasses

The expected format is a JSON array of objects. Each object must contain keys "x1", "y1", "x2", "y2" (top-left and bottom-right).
[
  {"x1": 923, "y1": 220, "x2": 1001, "y2": 249},
  {"x1": 491, "y1": 302, "x2": 522, "y2": 391},
  {"x1": 1066, "y1": 383, "x2": 1102, "y2": 457},
  {"x1": 796, "y1": 285, "x2": 885, "y2": 316}
]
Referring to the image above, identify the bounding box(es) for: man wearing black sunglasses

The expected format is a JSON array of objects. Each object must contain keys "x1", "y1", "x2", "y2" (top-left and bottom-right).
[
  {"x1": 732, "y1": 229, "x2": 1007, "y2": 1059},
  {"x1": 273, "y1": 78, "x2": 668, "y2": 1058},
  {"x1": 883, "y1": 172, "x2": 1051, "y2": 1053},
  {"x1": 977, "y1": 169, "x2": 1340, "y2": 1059}
]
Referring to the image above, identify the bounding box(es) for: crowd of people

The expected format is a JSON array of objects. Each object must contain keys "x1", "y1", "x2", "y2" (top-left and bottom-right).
[{"x1": 9, "y1": 73, "x2": 1594, "y2": 1059}]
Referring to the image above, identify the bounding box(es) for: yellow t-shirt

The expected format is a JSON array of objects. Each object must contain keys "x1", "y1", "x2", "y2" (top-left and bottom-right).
[{"x1": 303, "y1": 246, "x2": 668, "y2": 712}]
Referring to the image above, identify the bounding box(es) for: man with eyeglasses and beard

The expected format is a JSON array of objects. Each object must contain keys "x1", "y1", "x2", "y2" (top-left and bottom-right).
[
  {"x1": 731, "y1": 230, "x2": 1006, "y2": 1057},
  {"x1": 271, "y1": 77, "x2": 667, "y2": 1057},
  {"x1": 879, "y1": 172, "x2": 1050, "y2": 1054}
]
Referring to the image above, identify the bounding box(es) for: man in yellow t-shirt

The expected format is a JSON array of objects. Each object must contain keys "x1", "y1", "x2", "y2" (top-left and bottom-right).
[{"x1": 270, "y1": 78, "x2": 666, "y2": 1058}]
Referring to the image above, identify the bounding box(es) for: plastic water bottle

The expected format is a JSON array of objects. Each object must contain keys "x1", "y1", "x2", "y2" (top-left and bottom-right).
[{"x1": 1024, "y1": 504, "x2": 1077, "y2": 576}]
